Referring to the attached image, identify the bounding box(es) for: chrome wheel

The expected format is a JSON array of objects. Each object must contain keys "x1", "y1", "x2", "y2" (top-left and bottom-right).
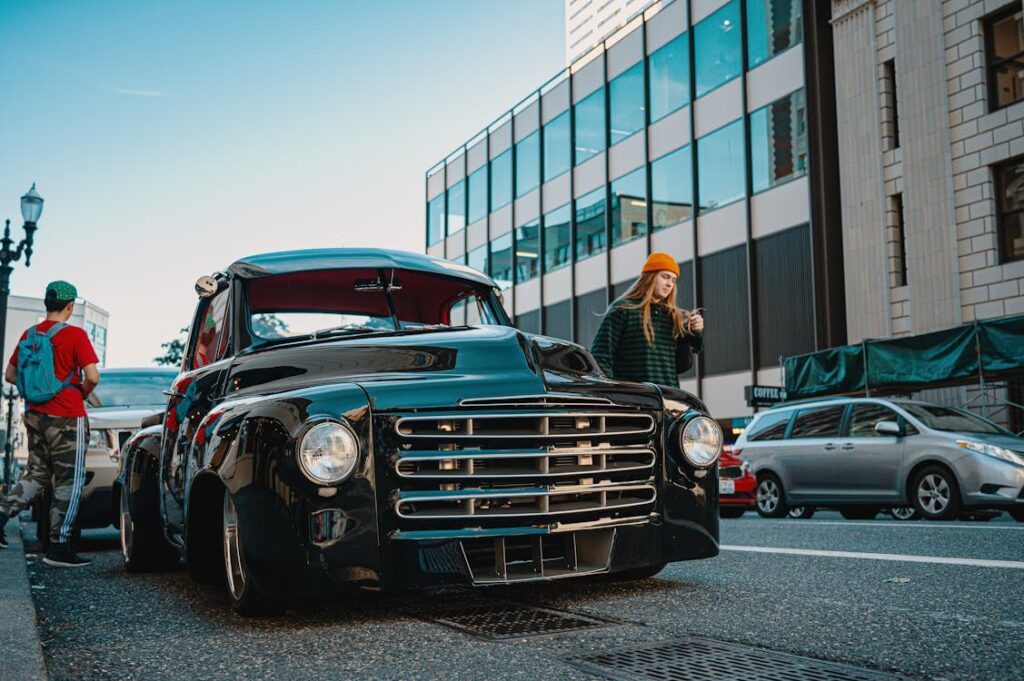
[
  {"x1": 787, "y1": 506, "x2": 805, "y2": 518},
  {"x1": 917, "y1": 474, "x2": 950, "y2": 515},
  {"x1": 757, "y1": 479, "x2": 780, "y2": 514},
  {"x1": 889, "y1": 506, "x2": 918, "y2": 521},
  {"x1": 223, "y1": 493, "x2": 246, "y2": 601},
  {"x1": 119, "y1": 484, "x2": 133, "y2": 563}
]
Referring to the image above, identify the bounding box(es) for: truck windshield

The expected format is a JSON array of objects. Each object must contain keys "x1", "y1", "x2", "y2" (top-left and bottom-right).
[
  {"x1": 86, "y1": 371, "x2": 176, "y2": 408},
  {"x1": 246, "y1": 267, "x2": 506, "y2": 342}
]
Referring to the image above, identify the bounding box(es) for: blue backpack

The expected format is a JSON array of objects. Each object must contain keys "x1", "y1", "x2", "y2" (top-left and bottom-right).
[{"x1": 16, "y1": 323, "x2": 78, "y2": 404}]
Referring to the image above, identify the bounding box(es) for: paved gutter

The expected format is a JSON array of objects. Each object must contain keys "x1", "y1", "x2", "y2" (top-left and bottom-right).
[{"x1": 0, "y1": 516, "x2": 48, "y2": 680}]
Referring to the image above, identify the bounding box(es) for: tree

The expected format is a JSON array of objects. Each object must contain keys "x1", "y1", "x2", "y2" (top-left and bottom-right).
[
  {"x1": 154, "y1": 327, "x2": 188, "y2": 366},
  {"x1": 251, "y1": 313, "x2": 290, "y2": 339}
]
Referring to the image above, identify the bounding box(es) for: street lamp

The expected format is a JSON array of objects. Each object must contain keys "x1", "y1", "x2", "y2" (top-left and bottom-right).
[{"x1": 1, "y1": 183, "x2": 43, "y2": 489}]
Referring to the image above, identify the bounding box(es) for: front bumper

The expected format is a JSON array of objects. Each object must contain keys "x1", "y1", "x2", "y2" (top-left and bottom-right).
[
  {"x1": 956, "y1": 453, "x2": 1024, "y2": 510},
  {"x1": 718, "y1": 473, "x2": 756, "y2": 508}
]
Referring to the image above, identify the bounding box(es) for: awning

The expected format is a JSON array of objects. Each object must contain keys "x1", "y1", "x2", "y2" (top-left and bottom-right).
[{"x1": 783, "y1": 315, "x2": 1024, "y2": 400}]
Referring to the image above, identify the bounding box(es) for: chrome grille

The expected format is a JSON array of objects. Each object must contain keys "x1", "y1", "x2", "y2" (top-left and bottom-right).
[{"x1": 388, "y1": 403, "x2": 659, "y2": 534}]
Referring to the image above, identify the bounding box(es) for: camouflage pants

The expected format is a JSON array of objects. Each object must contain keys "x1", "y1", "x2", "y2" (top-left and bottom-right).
[{"x1": 0, "y1": 412, "x2": 88, "y2": 543}]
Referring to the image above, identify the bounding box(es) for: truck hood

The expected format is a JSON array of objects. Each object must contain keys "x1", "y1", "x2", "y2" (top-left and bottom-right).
[
  {"x1": 226, "y1": 325, "x2": 670, "y2": 412},
  {"x1": 86, "y1": 406, "x2": 164, "y2": 430}
]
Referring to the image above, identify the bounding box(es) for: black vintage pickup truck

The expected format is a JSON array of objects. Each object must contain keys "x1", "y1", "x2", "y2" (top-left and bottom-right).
[{"x1": 115, "y1": 248, "x2": 722, "y2": 614}]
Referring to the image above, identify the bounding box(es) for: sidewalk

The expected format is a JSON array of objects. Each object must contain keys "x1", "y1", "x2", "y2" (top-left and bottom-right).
[{"x1": 0, "y1": 515, "x2": 48, "y2": 680}]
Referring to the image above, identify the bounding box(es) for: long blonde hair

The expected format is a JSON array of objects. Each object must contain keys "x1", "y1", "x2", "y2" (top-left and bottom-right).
[{"x1": 614, "y1": 271, "x2": 695, "y2": 347}]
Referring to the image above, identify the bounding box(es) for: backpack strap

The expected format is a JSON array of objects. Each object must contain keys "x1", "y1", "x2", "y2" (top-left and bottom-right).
[{"x1": 42, "y1": 322, "x2": 67, "y2": 340}]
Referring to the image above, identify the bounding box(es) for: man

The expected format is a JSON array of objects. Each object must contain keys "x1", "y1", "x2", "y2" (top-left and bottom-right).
[{"x1": 0, "y1": 281, "x2": 100, "y2": 567}]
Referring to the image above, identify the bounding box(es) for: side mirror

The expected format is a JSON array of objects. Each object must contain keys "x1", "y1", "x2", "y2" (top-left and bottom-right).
[
  {"x1": 195, "y1": 275, "x2": 218, "y2": 298},
  {"x1": 875, "y1": 420, "x2": 901, "y2": 436}
]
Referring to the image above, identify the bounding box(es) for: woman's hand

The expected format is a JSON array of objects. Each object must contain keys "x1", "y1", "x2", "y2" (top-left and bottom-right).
[{"x1": 689, "y1": 313, "x2": 704, "y2": 334}]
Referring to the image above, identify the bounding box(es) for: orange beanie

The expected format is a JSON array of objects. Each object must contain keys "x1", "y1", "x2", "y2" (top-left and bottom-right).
[{"x1": 641, "y1": 252, "x2": 679, "y2": 276}]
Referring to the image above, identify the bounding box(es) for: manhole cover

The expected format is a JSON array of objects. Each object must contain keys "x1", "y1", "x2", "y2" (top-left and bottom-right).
[
  {"x1": 429, "y1": 602, "x2": 618, "y2": 640},
  {"x1": 563, "y1": 637, "x2": 904, "y2": 680}
]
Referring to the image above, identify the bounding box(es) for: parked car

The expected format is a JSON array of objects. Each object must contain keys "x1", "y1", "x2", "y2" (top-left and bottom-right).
[
  {"x1": 718, "y1": 445, "x2": 756, "y2": 518},
  {"x1": 116, "y1": 248, "x2": 724, "y2": 614},
  {"x1": 34, "y1": 367, "x2": 177, "y2": 545},
  {"x1": 735, "y1": 397, "x2": 1024, "y2": 522}
]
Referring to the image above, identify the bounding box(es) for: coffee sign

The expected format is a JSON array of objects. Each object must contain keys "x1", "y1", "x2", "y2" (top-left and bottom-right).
[{"x1": 744, "y1": 385, "x2": 787, "y2": 407}]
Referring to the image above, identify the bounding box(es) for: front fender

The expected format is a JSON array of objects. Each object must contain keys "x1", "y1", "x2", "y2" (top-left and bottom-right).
[{"x1": 120, "y1": 424, "x2": 164, "y2": 495}]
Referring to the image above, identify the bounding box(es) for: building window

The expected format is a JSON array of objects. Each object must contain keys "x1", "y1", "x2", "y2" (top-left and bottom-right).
[
  {"x1": 745, "y1": 0, "x2": 802, "y2": 69},
  {"x1": 575, "y1": 288, "x2": 608, "y2": 347},
  {"x1": 446, "y1": 180, "x2": 466, "y2": 234},
  {"x1": 996, "y1": 156, "x2": 1024, "y2": 263},
  {"x1": 612, "y1": 279, "x2": 633, "y2": 300},
  {"x1": 651, "y1": 145, "x2": 693, "y2": 231},
  {"x1": 891, "y1": 193, "x2": 908, "y2": 286},
  {"x1": 986, "y1": 6, "x2": 1024, "y2": 110},
  {"x1": 514, "y1": 220, "x2": 541, "y2": 282},
  {"x1": 515, "y1": 309, "x2": 540, "y2": 334},
  {"x1": 882, "y1": 59, "x2": 900, "y2": 150},
  {"x1": 648, "y1": 32, "x2": 689, "y2": 123},
  {"x1": 609, "y1": 62, "x2": 645, "y2": 145},
  {"x1": 543, "y1": 204, "x2": 572, "y2": 272},
  {"x1": 468, "y1": 166, "x2": 488, "y2": 224},
  {"x1": 543, "y1": 300, "x2": 572, "y2": 341},
  {"x1": 756, "y1": 224, "x2": 814, "y2": 367},
  {"x1": 694, "y1": 0, "x2": 742, "y2": 98},
  {"x1": 574, "y1": 87, "x2": 606, "y2": 164},
  {"x1": 610, "y1": 166, "x2": 647, "y2": 246},
  {"x1": 750, "y1": 89, "x2": 807, "y2": 194},
  {"x1": 427, "y1": 192, "x2": 445, "y2": 245},
  {"x1": 490, "y1": 233, "x2": 513, "y2": 289},
  {"x1": 701, "y1": 245, "x2": 750, "y2": 375},
  {"x1": 490, "y1": 150, "x2": 513, "y2": 210},
  {"x1": 697, "y1": 118, "x2": 745, "y2": 213},
  {"x1": 467, "y1": 243, "x2": 488, "y2": 276},
  {"x1": 543, "y1": 111, "x2": 571, "y2": 182},
  {"x1": 515, "y1": 131, "x2": 540, "y2": 197},
  {"x1": 676, "y1": 260, "x2": 696, "y2": 379},
  {"x1": 575, "y1": 187, "x2": 607, "y2": 261}
]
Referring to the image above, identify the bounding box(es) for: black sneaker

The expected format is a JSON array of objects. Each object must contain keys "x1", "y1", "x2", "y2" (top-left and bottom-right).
[
  {"x1": 0, "y1": 522, "x2": 7, "y2": 549},
  {"x1": 42, "y1": 542, "x2": 90, "y2": 568}
]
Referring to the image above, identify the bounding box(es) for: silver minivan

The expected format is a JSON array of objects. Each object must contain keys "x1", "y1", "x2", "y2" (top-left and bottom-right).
[{"x1": 734, "y1": 397, "x2": 1024, "y2": 521}]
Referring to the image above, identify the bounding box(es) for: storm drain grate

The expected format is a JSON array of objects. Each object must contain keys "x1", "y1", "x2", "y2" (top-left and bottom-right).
[
  {"x1": 428, "y1": 602, "x2": 618, "y2": 640},
  {"x1": 563, "y1": 637, "x2": 904, "y2": 681}
]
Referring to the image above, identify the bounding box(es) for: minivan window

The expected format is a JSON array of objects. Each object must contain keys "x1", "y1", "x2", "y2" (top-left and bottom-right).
[
  {"x1": 789, "y1": 405, "x2": 845, "y2": 438},
  {"x1": 901, "y1": 404, "x2": 1011, "y2": 435},
  {"x1": 747, "y1": 410, "x2": 792, "y2": 440},
  {"x1": 848, "y1": 404, "x2": 900, "y2": 437}
]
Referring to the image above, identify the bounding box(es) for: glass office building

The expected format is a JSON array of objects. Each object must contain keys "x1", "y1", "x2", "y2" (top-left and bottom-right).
[{"x1": 424, "y1": 0, "x2": 845, "y2": 424}]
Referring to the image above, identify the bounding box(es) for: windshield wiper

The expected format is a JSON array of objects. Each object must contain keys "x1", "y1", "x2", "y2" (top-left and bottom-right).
[{"x1": 310, "y1": 325, "x2": 396, "y2": 340}]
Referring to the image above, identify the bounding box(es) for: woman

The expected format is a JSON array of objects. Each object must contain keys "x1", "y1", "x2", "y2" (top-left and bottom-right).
[{"x1": 590, "y1": 252, "x2": 704, "y2": 387}]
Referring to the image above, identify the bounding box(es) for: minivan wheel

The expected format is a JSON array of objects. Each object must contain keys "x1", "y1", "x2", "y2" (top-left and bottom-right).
[
  {"x1": 912, "y1": 466, "x2": 961, "y2": 521},
  {"x1": 787, "y1": 506, "x2": 815, "y2": 519},
  {"x1": 755, "y1": 475, "x2": 788, "y2": 518},
  {"x1": 888, "y1": 506, "x2": 920, "y2": 521}
]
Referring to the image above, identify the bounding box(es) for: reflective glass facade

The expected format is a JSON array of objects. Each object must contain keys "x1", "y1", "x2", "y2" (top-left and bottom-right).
[
  {"x1": 648, "y1": 33, "x2": 689, "y2": 122},
  {"x1": 447, "y1": 180, "x2": 465, "y2": 234},
  {"x1": 490, "y1": 150, "x2": 512, "y2": 209},
  {"x1": 515, "y1": 131, "x2": 540, "y2": 197},
  {"x1": 697, "y1": 119, "x2": 745, "y2": 213},
  {"x1": 467, "y1": 243, "x2": 487, "y2": 274},
  {"x1": 427, "y1": 193, "x2": 445, "y2": 245},
  {"x1": 468, "y1": 166, "x2": 488, "y2": 224},
  {"x1": 609, "y1": 62, "x2": 645, "y2": 145},
  {"x1": 574, "y1": 88, "x2": 606, "y2": 164},
  {"x1": 543, "y1": 204, "x2": 572, "y2": 272},
  {"x1": 694, "y1": 0, "x2": 742, "y2": 98},
  {"x1": 575, "y1": 187, "x2": 606, "y2": 260},
  {"x1": 651, "y1": 145, "x2": 692, "y2": 231},
  {"x1": 514, "y1": 220, "x2": 540, "y2": 282},
  {"x1": 490, "y1": 233, "x2": 513, "y2": 289},
  {"x1": 746, "y1": 0, "x2": 802, "y2": 69},
  {"x1": 750, "y1": 89, "x2": 808, "y2": 194},
  {"x1": 610, "y1": 167, "x2": 647, "y2": 246},
  {"x1": 544, "y1": 111, "x2": 571, "y2": 181}
]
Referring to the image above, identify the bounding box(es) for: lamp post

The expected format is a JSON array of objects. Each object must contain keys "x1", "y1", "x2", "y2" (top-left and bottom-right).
[{"x1": 1, "y1": 184, "x2": 43, "y2": 490}]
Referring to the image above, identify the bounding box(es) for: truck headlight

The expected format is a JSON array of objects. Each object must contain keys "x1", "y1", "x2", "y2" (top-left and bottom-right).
[
  {"x1": 88, "y1": 429, "x2": 111, "y2": 450},
  {"x1": 297, "y1": 421, "x2": 359, "y2": 484},
  {"x1": 680, "y1": 416, "x2": 724, "y2": 468}
]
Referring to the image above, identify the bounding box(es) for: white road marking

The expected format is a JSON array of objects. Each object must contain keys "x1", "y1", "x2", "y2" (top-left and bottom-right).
[
  {"x1": 744, "y1": 519, "x2": 1024, "y2": 531},
  {"x1": 721, "y1": 544, "x2": 1024, "y2": 569}
]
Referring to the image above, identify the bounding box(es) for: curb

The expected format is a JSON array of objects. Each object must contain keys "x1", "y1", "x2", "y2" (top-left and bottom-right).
[{"x1": 0, "y1": 515, "x2": 49, "y2": 681}]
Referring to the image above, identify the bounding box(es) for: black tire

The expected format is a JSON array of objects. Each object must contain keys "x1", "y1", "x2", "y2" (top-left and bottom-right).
[
  {"x1": 1010, "y1": 508, "x2": 1024, "y2": 522},
  {"x1": 911, "y1": 465, "x2": 962, "y2": 521},
  {"x1": 787, "y1": 506, "x2": 816, "y2": 519},
  {"x1": 840, "y1": 508, "x2": 880, "y2": 520},
  {"x1": 719, "y1": 507, "x2": 747, "y2": 519},
  {"x1": 888, "y1": 506, "x2": 921, "y2": 521},
  {"x1": 35, "y1": 486, "x2": 52, "y2": 550},
  {"x1": 120, "y1": 480, "x2": 178, "y2": 573},
  {"x1": 222, "y1": 492, "x2": 279, "y2": 616},
  {"x1": 755, "y1": 474, "x2": 788, "y2": 518}
]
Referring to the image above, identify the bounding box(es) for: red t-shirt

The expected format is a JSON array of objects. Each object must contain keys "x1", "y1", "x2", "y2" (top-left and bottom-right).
[{"x1": 8, "y1": 321, "x2": 100, "y2": 417}]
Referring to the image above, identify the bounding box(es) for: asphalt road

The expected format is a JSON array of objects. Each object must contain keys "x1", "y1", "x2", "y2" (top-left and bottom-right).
[{"x1": 21, "y1": 511, "x2": 1024, "y2": 681}]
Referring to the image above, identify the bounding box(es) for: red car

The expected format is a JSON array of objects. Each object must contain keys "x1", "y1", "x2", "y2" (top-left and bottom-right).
[{"x1": 718, "y1": 445, "x2": 756, "y2": 518}]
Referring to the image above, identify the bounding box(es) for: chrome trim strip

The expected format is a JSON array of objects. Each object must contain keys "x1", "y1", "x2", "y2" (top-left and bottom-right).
[
  {"x1": 389, "y1": 513, "x2": 656, "y2": 541},
  {"x1": 459, "y1": 394, "x2": 614, "y2": 407},
  {"x1": 394, "y1": 446, "x2": 656, "y2": 479},
  {"x1": 395, "y1": 411, "x2": 655, "y2": 439}
]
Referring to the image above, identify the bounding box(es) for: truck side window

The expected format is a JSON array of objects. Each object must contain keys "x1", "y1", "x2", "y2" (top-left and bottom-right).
[{"x1": 191, "y1": 289, "x2": 231, "y2": 370}]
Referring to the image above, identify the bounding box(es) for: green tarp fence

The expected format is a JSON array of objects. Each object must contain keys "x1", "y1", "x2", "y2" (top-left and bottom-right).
[{"x1": 783, "y1": 315, "x2": 1024, "y2": 400}]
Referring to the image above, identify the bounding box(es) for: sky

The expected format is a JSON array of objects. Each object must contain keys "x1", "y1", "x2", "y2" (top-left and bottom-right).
[{"x1": 0, "y1": 0, "x2": 564, "y2": 365}]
